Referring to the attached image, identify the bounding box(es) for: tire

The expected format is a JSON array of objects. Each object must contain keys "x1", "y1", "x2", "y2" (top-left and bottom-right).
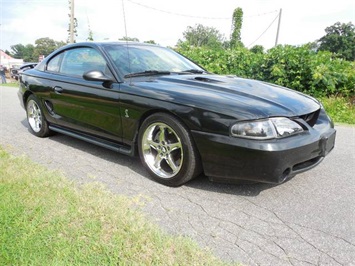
[
  {"x1": 138, "y1": 113, "x2": 202, "y2": 187},
  {"x1": 26, "y1": 95, "x2": 51, "y2": 138}
]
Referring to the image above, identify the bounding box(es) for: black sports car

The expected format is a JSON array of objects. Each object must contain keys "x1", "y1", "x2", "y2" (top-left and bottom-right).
[
  {"x1": 11, "y1": 63, "x2": 38, "y2": 80},
  {"x1": 18, "y1": 42, "x2": 336, "y2": 186}
]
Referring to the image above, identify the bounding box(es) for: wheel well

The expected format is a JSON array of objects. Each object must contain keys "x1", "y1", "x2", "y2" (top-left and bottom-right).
[{"x1": 23, "y1": 91, "x2": 33, "y2": 106}]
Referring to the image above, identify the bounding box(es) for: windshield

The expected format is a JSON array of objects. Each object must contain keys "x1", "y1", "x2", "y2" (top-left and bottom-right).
[{"x1": 104, "y1": 44, "x2": 204, "y2": 77}]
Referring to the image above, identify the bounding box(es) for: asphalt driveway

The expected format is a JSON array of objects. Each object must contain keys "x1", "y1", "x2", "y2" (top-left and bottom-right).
[{"x1": 1, "y1": 85, "x2": 354, "y2": 265}]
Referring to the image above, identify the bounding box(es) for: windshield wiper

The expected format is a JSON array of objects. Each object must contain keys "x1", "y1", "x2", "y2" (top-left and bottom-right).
[{"x1": 124, "y1": 70, "x2": 171, "y2": 78}]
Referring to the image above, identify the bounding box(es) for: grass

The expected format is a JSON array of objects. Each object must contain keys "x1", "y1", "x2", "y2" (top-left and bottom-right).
[
  {"x1": 319, "y1": 96, "x2": 355, "y2": 124},
  {"x1": 0, "y1": 82, "x2": 18, "y2": 87},
  {"x1": 0, "y1": 147, "x2": 229, "y2": 266}
]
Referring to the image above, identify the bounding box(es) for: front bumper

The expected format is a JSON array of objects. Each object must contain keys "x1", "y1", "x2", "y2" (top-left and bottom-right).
[{"x1": 192, "y1": 117, "x2": 336, "y2": 184}]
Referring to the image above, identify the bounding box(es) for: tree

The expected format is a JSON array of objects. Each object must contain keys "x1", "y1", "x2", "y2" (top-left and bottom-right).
[
  {"x1": 230, "y1": 7, "x2": 244, "y2": 48},
  {"x1": 33, "y1": 38, "x2": 66, "y2": 59},
  {"x1": 250, "y1": 45, "x2": 264, "y2": 54},
  {"x1": 9, "y1": 38, "x2": 66, "y2": 62},
  {"x1": 87, "y1": 25, "x2": 94, "y2": 41},
  {"x1": 318, "y1": 22, "x2": 355, "y2": 61},
  {"x1": 144, "y1": 40, "x2": 157, "y2": 44},
  {"x1": 179, "y1": 24, "x2": 225, "y2": 49},
  {"x1": 10, "y1": 44, "x2": 35, "y2": 62},
  {"x1": 119, "y1": 36, "x2": 140, "y2": 42},
  {"x1": 11, "y1": 44, "x2": 27, "y2": 58}
]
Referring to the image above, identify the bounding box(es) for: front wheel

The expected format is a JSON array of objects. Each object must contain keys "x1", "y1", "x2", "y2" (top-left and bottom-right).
[
  {"x1": 138, "y1": 113, "x2": 201, "y2": 186},
  {"x1": 26, "y1": 95, "x2": 51, "y2": 137}
]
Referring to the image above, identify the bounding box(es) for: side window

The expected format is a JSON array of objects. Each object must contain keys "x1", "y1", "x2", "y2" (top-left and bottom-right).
[
  {"x1": 59, "y1": 47, "x2": 107, "y2": 77},
  {"x1": 47, "y1": 53, "x2": 62, "y2": 72}
]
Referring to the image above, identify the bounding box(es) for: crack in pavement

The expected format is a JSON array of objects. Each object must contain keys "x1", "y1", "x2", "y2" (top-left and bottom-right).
[{"x1": 243, "y1": 197, "x2": 347, "y2": 265}]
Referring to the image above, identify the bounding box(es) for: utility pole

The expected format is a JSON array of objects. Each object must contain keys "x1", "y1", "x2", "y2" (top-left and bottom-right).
[
  {"x1": 69, "y1": 0, "x2": 75, "y2": 43},
  {"x1": 275, "y1": 8, "x2": 282, "y2": 47}
]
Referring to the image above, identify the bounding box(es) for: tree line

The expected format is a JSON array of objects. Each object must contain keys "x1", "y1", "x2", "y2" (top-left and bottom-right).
[
  {"x1": 177, "y1": 43, "x2": 354, "y2": 98},
  {"x1": 5, "y1": 13, "x2": 354, "y2": 98},
  {"x1": 6, "y1": 9, "x2": 354, "y2": 63},
  {"x1": 7, "y1": 38, "x2": 66, "y2": 62},
  {"x1": 175, "y1": 21, "x2": 354, "y2": 97},
  {"x1": 178, "y1": 21, "x2": 354, "y2": 61}
]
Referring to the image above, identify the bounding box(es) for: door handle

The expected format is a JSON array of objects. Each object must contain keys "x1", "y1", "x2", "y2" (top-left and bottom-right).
[{"x1": 54, "y1": 86, "x2": 63, "y2": 94}]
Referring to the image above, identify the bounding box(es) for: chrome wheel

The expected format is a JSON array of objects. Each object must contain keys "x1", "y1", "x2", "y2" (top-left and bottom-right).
[
  {"x1": 26, "y1": 95, "x2": 51, "y2": 138},
  {"x1": 142, "y1": 122, "x2": 183, "y2": 179},
  {"x1": 27, "y1": 99, "x2": 42, "y2": 133}
]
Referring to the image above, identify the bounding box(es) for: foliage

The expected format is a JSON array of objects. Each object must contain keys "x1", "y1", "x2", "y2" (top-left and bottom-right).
[
  {"x1": 10, "y1": 44, "x2": 35, "y2": 62},
  {"x1": 230, "y1": 8, "x2": 244, "y2": 49},
  {"x1": 144, "y1": 40, "x2": 157, "y2": 44},
  {"x1": 260, "y1": 45, "x2": 316, "y2": 94},
  {"x1": 176, "y1": 44, "x2": 355, "y2": 97},
  {"x1": 10, "y1": 38, "x2": 66, "y2": 62},
  {"x1": 67, "y1": 15, "x2": 78, "y2": 43},
  {"x1": 0, "y1": 147, "x2": 228, "y2": 265},
  {"x1": 67, "y1": 0, "x2": 78, "y2": 42},
  {"x1": 178, "y1": 24, "x2": 225, "y2": 49},
  {"x1": 87, "y1": 26, "x2": 94, "y2": 41},
  {"x1": 119, "y1": 36, "x2": 140, "y2": 42},
  {"x1": 318, "y1": 22, "x2": 355, "y2": 61},
  {"x1": 34, "y1": 37, "x2": 66, "y2": 58},
  {"x1": 0, "y1": 82, "x2": 18, "y2": 87},
  {"x1": 250, "y1": 45, "x2": 264, "y2": 54},
  {"x1": 319, "y1": 96, "x2": 355, "y2": 124}
]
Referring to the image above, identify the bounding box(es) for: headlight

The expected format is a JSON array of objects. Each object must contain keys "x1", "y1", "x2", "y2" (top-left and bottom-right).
[
  {"x1": 270, "y1": 117, "x2": 303, "y2": 137},
  {"x1": 231, "y1": 118, "x2": 303, "y2": 139},
  {"x1": 231, "y1": 120, "x2": 277, "y2": 139}
]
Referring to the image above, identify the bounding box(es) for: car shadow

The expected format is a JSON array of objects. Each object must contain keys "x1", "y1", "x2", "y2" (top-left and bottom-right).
[
  {"x1": 185, "y1": 175, "x2": 284, "y2": 196},
  {"x1": 20, "y1": 119, "x2": 283, "y2": 197}
]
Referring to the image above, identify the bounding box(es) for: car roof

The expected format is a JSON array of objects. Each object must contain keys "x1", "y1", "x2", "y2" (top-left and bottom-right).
[
  {"x1": 40, "y1": 41, "x2": 164, "y2": 63},
  {"x1": 62, "y1": 41, "x2": 159, "y2": 50}
]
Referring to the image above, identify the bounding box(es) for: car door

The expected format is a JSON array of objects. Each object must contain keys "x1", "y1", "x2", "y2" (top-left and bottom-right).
[{"x1": 47, "y1": 47, "x2": 122, "y2": 142}]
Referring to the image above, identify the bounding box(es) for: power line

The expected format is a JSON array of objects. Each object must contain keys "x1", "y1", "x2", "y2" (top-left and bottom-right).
[
  {"x1": 245, "y1": 10, "x2": 278, "y2": 18},
  {"x1": 246, "y1": 13, "x2": 279, "y2": 48},
  {"x1": 125, "y1": 0, "x2": 281, "y2": 48},
  {"x1": 127, "y1": 0, "x2": 277, "y2": 20},
  {"x1": 127, "y1": 0, "x2": 230, "y2": 19}
]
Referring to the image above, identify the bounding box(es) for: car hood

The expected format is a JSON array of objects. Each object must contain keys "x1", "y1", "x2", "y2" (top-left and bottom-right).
[{"x1": 129, "y1": 74, "x2": 321, "y2": 120}]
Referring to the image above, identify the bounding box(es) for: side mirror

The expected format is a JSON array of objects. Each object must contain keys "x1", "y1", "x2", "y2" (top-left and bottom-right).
[{"x1": 83, "y1": 70, "x2": 113, "y2": 82}]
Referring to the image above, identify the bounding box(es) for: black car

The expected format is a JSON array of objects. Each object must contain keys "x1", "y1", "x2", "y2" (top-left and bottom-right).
[
  {"x1": 11, "y1": 63, "x2": 37, "y2": 80},
  {"x1": 18, "y1": 42, "x2": 336, "y2": 186}
]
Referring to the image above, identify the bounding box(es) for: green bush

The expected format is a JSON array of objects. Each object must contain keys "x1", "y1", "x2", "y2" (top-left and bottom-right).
[{"x1": 176, "y1": 44, "x2": 355, "y2": 98}]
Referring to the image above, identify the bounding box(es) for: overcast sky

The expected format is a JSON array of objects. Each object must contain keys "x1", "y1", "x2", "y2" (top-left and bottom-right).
[{"x1": 0, "y1": 0, "x2": 354, "y2": 52}]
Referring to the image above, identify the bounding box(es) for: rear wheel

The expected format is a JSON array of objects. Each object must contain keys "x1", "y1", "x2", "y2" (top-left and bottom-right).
[
  {"x1": 138, "y1": 113, "x2": 201, "y2": 186},
  {"x1": 26, "y1": 95, "x2": 51, "y2": 137}
]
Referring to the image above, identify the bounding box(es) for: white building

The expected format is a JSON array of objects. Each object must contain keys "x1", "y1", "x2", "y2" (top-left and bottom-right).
[{"x1": 0, "y1": 49, "x2": 24, "y2": 69}]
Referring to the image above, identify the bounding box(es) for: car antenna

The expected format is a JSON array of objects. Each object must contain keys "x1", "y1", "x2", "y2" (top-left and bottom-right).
[{"x1": 121, "y1": 0, "x2": 132, "y2": 85}]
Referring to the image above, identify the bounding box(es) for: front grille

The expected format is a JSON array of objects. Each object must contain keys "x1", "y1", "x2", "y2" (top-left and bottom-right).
[{"x1": 298, "y1": 109, "x2": 320, "y2": 127}]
